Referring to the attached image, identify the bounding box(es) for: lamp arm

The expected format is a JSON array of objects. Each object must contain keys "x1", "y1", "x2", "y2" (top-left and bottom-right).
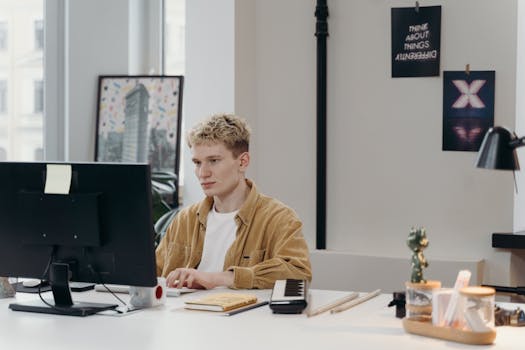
[{"x1": 509, "y1": 136, "x2": 525, "y2": 149}]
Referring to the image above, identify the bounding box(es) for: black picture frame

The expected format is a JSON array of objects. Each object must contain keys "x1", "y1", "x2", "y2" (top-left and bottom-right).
[{"x1": 95, "y1": 75, "x2": 184, "y2": 176}]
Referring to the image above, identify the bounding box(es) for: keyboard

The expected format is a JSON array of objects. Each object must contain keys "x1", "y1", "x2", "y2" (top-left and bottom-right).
[
  {"x1": 94, "y1": 284, "x2": 197, "y2": 297},
  {"x1": 269, "y1": 279, "x2": 308, "y2": 314}
]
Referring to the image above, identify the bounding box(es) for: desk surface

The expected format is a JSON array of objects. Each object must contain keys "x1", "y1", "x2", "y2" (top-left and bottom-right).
[{"x1": 0, "y1": 288, "x2": 523, "y2": 350}]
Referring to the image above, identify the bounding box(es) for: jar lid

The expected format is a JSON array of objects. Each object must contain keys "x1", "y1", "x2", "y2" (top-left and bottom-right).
[
  {"x1": 459, "y1": 286, "x2": 495, "y2": 297},
  {"x1": 405, "y1": 280, "x2": 441, "y2": 290}
]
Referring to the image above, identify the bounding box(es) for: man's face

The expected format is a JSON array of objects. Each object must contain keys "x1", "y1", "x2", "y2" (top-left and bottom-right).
[{"x1": 191, "y1": 143, "x2": 248, "y2": 199}]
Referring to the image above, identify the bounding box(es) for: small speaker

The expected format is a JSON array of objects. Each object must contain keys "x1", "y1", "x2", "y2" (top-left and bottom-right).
[{"x1": 129, "y1": 277, "x2": 167, "y2": 308}]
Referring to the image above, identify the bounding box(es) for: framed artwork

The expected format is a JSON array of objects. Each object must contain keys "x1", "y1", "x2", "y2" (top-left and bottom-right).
[
  {"x1": 442, "y1": 71, "x2": 495, "y2": 152},
  {"x1": 391, "y1": 5, "x2": 441, "y2": 77},
  {"x1": 95, "y1": 75, "x2": 184, "y2": 174}
]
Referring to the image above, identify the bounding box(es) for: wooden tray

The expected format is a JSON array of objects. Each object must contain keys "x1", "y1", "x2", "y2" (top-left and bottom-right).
[{"x1": 402, "y1": 317, "x2": 496, "y2": 345}]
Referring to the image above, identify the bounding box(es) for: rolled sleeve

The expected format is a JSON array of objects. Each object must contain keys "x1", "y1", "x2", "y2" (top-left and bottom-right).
[{"x1": 229, "y1": 266, "x2": 255, "y2": 289}]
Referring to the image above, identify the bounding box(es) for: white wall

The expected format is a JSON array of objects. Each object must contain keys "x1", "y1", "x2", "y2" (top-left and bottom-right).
[
  {"x1": 183, "y1": 0, "x2": 236, "y2": 205},
  {"x1": 186, "y1": 0, "x2": 520, "y2": 286},
  {"x1": 327, "y1": 1, "x2": 517, "y2": 286},
  {"x1": 57, "y1": 0, "x2": 521, "y2": 287},
  {"x1": 234, "y1": 0, "x2": 257, "y2": 179},
  {"x1": 512, "y1": 1, "x2": 525, "y2": 285},
  {"x1": 516, "y1": 2, "x2": 525, "y2": 232},
  {"x1": 251, "y1": 1, "x2": 317, "y2": 253}
]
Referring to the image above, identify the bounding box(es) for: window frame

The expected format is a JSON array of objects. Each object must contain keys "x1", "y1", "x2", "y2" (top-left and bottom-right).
[{"x1": 34, "y1": 19, "x2": 44, "y2": 50}]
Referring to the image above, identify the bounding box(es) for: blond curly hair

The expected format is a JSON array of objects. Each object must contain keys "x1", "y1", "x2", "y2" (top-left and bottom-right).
[{"x1": 187, "y1": 114, "x2": 251, "y2": 157}]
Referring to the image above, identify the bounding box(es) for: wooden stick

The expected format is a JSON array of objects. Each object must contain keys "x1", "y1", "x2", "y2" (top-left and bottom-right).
[
  {"x1": 306, "y1": 292, "x2": 359, "y2": 317},
  {"x1": 330, "y1": 289, "x2": 381, "y2": 314}
]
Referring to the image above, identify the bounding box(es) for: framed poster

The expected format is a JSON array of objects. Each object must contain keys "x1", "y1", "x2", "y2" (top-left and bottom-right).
[
  {"x1": 95, "y1": 75, "x2": 184, "y2": 174},
  {"x1": 391, "y1": 5, "x2": 441, "y2": 77},
  {"x1": 442, "y1": 71, "x2": 495, "y2": 152}
]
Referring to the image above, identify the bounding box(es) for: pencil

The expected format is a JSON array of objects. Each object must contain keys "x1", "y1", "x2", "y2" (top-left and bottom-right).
[
  {"x1": 330, "y1": 289, "x2": 381, "y2": 314},
  {"x1": 222, "y1": 301, "x2": 269, "y2": 316},
  {"x1": 306, "y1": 292, "x2": 359, "y2": 317}
]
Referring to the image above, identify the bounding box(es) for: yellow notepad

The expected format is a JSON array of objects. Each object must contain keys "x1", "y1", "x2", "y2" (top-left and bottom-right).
[{"x1": 184, "y1": 293, "x2": 258, "y2": 312}]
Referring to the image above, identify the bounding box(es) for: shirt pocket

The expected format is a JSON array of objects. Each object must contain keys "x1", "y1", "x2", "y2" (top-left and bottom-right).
[{"x1": 242, "y1": 249, "x2": 266, "y2": 266}]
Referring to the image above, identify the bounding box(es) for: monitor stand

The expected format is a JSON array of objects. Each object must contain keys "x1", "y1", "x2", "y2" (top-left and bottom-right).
[{"x1": 8, "y1": 263, "x2": 118, "y2": 317}]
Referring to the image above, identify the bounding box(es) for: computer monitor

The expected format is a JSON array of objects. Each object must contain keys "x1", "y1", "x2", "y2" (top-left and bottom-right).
[{"x1": 0, "y1": 161, "x2": 157, "y2": 316}]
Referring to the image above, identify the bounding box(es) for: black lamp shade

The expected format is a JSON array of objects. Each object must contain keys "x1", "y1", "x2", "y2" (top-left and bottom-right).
[{"x1": 476, "y1": 126, "x2": 520, "y2": 170}]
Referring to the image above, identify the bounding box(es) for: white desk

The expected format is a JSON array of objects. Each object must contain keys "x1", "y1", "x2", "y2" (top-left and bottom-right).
[{"x1": 0, "y1": 288, "x2": 523, "y2": 350}]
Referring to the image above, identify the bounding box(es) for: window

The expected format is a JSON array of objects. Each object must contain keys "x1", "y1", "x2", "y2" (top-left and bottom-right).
[
  {"x1": 0, "y1": 80, "x2": 6, "y2": 114},
  {"x1": 34, "y1": 80, "x2": 43, "y2": 113},
  {"x1": 0, "y1": 1, "x2": 44, "y2": 161},
  {"x1": 164, "y1": 0, "x2": 185, "y2": 76},
  {"x1": 0, "y1": 22, "x2": 7, "y2": 50},
  {"x1": 33, "y1": 147, "x2": 43, "y2": 160},
  {"x1": 34, "y1": 19, "x2": 43, "y2": 50},
  {"x1": 164, "y1": 0, "x2": 185, "y2": 188}
]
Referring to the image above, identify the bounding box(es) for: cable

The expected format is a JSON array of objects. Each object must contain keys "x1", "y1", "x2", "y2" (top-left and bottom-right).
[
  {"x1": 87, "y1": 263, "x2": 127, "y2": 307},
  {"x1": 36, "y1": 246, "x2": 128, "y2": 315},
  {"x1": 36, "y1": 246, "x2": 93, "y2": 315},
  {"x1": 37, "y1": 246, "x2": 71, "y2": 312}
]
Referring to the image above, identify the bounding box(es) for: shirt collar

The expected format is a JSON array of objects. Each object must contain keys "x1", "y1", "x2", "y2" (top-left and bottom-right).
[{"x1": 196, "y1": 179, "x2": 258, "y2": 227}]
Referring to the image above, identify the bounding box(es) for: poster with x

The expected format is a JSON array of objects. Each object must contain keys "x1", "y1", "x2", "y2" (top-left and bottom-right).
[{"x1": 442, "y1": 71, "x2": 495, "y2": 152}]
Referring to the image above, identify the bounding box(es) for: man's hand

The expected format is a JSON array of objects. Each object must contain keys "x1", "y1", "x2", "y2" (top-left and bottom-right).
[{"x1": 166, "y1": 268, "x2": 234, "y2": 289}]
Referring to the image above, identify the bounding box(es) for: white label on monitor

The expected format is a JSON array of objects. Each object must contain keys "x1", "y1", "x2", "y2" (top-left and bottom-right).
[{"x1": 44, "y1": 164, "x2": 72, "y2": 194}]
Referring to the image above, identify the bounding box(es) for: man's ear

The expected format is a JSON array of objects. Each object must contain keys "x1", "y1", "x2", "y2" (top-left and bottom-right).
[{"x1": 239, "y1": 152, "x2": 250, "y2": 170}]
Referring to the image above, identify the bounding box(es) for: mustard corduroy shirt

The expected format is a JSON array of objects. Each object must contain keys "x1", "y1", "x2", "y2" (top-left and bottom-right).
[{"x1": 156, "y1": 180, "x2": 312, "y2": 289}]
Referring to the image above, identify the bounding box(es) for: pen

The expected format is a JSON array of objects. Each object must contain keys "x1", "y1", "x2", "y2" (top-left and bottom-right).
[
  {"x1": 306, "y1": 292, "x2": 359, "y2": 317},
  {"x1": 330, "y1": 289, "x2": 381, "y2": 314},
  {"x1": 222, "y1": 301, "x2": 269, "y2": 316}
]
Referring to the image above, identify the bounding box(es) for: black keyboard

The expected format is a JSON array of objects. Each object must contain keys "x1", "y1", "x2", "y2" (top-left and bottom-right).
[{"x1": 269, "y1": 279, "x2": 308, "y2": 314}]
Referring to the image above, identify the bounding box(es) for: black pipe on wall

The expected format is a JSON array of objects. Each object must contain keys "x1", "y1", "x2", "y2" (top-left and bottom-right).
[{"x1": 315, "y1": 0, "x2": 328, "y2": 249}]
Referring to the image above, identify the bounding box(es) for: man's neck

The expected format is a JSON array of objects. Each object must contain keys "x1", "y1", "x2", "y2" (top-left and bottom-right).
[{"x1": 213, "y1": 179, "x2": 250, "y2": 213}]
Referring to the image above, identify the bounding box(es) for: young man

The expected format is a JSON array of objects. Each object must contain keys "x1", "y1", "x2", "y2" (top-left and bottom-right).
[{"x1": 156, "y1": 114, "x2": 311, "y2": 289}]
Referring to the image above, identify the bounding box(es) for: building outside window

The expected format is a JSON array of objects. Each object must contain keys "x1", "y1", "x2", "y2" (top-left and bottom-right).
[
  {"x1": 0, "y1": 0, "x2": 44, "y2": 161},
  {"x1": 0, "y1": 22, "x2": 7, "y2": 50},
  {"x1": 34, "y1": 19, "x2": 43, "y2": 50},
  {"x1": 34, "y1": 80, "x2": 43, "y2": 113},
  {"x1": 164, "y1": 1, "x2": 185, "y2": 76},
  {"x1": 0, "y1": 80, "x2": 6, "y2": 114}
]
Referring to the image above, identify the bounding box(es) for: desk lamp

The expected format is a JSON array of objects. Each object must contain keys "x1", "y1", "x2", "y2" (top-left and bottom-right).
[
  {"x1": 476, "y1": 126, "x2": 521, "y2": 171},
  {"x1": 476, "y1": 126, "x2": 525, "y2": 296}
]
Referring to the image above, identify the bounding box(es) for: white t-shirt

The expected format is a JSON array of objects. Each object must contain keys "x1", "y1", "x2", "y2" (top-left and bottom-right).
[{"x1": 197, "y1": 206, "x2": 238, "y2": 272}]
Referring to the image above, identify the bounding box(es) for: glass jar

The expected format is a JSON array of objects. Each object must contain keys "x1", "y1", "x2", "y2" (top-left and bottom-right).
[
  {"x1": 431, "y1": 288, "x2": 453, "y2": 326},
  {"x1": 405, "y1": 280, "x2": 441, "y2": 320},
  {"x1": 459, "y1": 286, "x2": 495, "y2": 332}
]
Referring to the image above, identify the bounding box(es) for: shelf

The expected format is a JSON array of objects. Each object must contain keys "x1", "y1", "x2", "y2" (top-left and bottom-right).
[{"x1": 492, "y1": 233, "x2": 525, "y2": 249}]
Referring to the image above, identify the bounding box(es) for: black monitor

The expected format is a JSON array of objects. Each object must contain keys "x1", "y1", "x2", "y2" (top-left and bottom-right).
[{"x1": 0, "y1": 161, "x2": 157, "y2": 316}]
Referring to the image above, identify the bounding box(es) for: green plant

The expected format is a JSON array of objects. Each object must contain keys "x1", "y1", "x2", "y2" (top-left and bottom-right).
[{"x1": 151, "y1": 171, "x2": 180, "y2": 246}]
